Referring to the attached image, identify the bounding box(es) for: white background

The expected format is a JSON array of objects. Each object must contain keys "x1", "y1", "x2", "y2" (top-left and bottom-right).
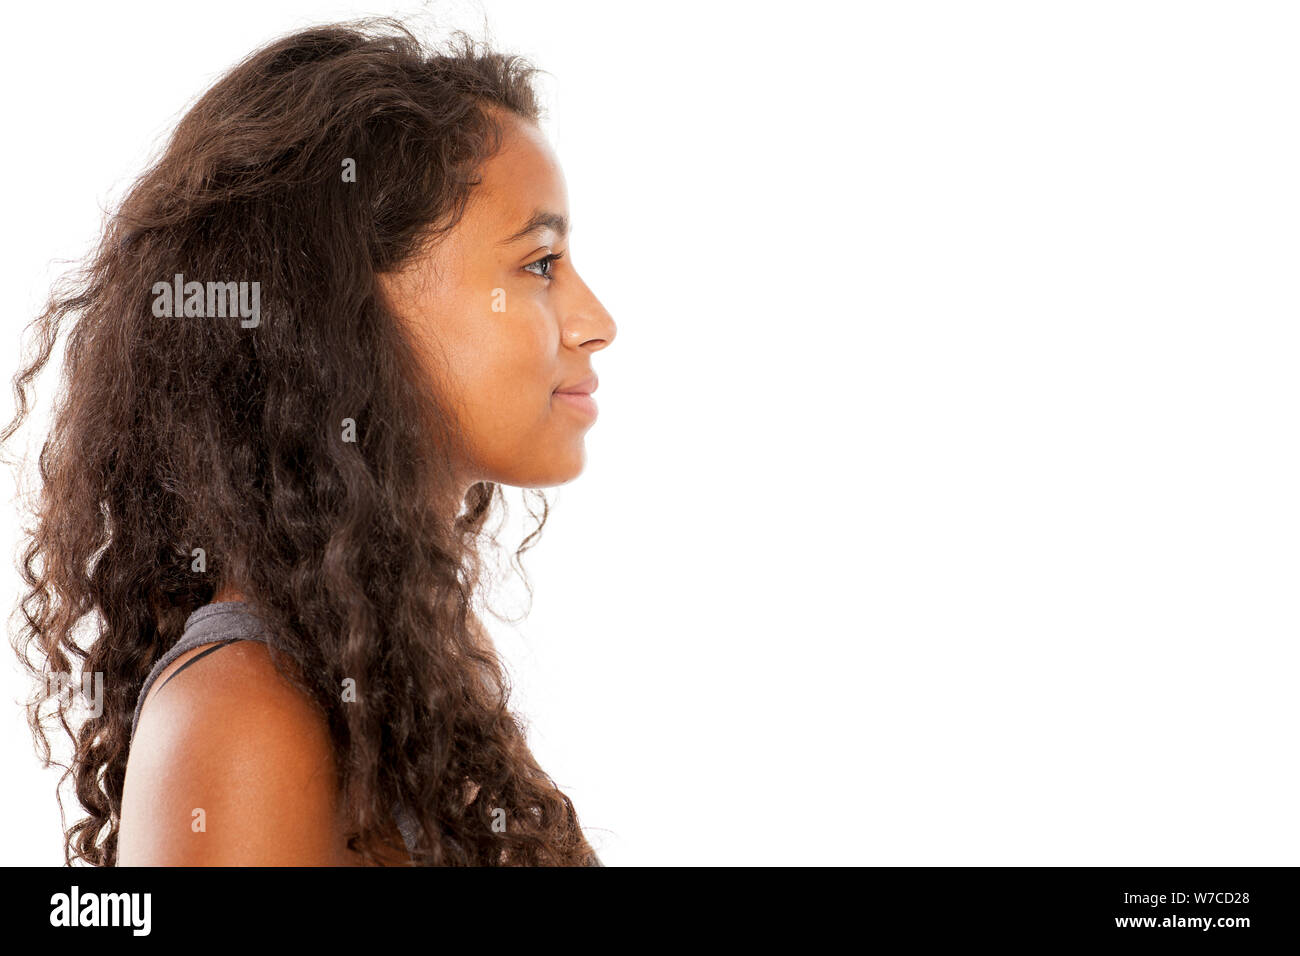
[{"x1": 2, "y1": 0, "x2": 1298, "y2": 865}]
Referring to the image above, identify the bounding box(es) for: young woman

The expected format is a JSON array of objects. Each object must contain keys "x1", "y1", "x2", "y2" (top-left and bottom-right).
[{"x1": 4, "y1": 19, "x2": 614, "y2": 866}]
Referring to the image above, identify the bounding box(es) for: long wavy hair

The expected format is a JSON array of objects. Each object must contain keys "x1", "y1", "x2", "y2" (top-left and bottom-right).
[{"x1": 3, "y1": 18, "x2": 600, "y2": 866}]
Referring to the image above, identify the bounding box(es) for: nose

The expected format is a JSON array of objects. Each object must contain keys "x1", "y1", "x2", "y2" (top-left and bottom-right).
[{"x1": 562, "y1": 275, "x2": 616, "y2": 351}]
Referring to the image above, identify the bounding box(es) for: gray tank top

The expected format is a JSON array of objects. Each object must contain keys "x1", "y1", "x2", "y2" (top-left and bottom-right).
[{"x1": 130, "y1": 601, "x2": 604, "y2": 865}]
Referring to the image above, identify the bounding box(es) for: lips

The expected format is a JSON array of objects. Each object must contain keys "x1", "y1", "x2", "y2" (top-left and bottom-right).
[
  {"x1": 553, "y1": 373, "x2": 599, "y2": 419},
  {"x1": 554, "y1": 373, "x2": 598, "y2": 396}
]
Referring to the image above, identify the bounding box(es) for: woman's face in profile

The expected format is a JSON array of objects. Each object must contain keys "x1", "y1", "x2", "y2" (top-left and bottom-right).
[{"x1": 381, "y1": 108, "x2": 617, "y2": 491}]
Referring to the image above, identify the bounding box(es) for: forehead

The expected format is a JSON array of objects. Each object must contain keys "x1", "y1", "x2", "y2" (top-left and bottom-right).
[{"x1": 469, "y1": 110, "x2": 567, "y2": 234}]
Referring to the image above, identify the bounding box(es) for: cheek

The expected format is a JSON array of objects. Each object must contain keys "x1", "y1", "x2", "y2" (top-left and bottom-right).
[{"x1": 454, "y1": 317, "x2": 557, "y2": 439}]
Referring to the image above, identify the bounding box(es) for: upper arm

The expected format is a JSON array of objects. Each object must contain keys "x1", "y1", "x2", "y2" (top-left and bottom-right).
[{"x1": 119, "y1": 641, "x2": 347, "y2": 866}]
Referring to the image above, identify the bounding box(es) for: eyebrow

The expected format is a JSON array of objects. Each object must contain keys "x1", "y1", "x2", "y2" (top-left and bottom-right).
[{"x1": 499, "y1": 209, "x2": 569, "y2": 245}]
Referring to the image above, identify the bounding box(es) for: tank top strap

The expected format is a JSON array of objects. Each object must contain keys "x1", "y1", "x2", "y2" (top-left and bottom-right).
[{"x1": 130, "y1": 601, "x2": 269, "y2": 745}]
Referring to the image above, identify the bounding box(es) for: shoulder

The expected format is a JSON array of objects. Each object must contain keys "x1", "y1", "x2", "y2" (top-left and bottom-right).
[{"x1": 119, "y1": 639, "x2": 347, "y2": 865}]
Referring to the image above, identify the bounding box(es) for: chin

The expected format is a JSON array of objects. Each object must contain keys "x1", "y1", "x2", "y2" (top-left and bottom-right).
[
  {"x1": 491, "y1": 447, "x2": 587, "y2": 489},
  {"x1": 531, "y1": 461, "x2": 586, "y2": 489}
]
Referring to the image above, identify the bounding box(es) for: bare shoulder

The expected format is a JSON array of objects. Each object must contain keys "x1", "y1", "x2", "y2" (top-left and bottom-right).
[{"x1": 119, "y1": 640, "x2": 349, "y2": 865}]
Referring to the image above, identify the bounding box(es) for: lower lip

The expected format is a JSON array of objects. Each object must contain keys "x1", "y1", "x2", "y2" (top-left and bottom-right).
[{"x1": 554, "y1": 391, "x2": 598, "y2": 418}]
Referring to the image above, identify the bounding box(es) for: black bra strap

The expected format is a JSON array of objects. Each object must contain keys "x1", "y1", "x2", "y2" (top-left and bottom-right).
[{"x1": 156, "y1": 638, "x2": 242, "y2": 693}]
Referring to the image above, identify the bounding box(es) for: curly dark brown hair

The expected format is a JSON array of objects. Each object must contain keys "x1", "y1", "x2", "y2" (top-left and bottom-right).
[{"x1": 3, "y1": 17, "x2": 600, "y2": 866}]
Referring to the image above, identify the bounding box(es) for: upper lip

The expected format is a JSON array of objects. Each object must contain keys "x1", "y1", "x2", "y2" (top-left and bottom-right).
[{"x1": 555, "y1": 373, "x2": 598, "y2": 395}]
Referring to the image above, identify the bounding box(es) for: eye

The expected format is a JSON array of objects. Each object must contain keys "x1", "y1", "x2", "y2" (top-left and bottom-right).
[{"x1": 523, "y1": 250, "x2": 565, "y2": 281}]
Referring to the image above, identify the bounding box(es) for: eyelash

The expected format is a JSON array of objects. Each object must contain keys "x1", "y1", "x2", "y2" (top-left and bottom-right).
[{"x1": 524, "y1": 251, "x2": 565, "y2": 281}]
